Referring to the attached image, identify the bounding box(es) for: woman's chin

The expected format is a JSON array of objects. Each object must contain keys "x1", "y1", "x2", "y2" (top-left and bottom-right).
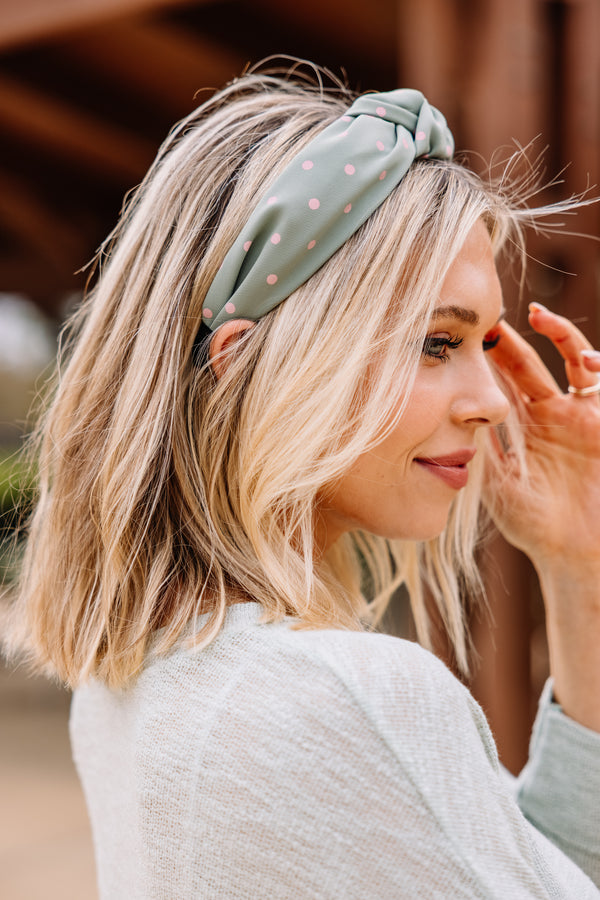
[{"x1": 317, "y1": 503, "x2": 452, "y2": 548}]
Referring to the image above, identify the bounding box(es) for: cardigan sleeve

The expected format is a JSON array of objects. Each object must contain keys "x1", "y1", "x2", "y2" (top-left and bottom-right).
[{"x1": 514, "y1": 678, "x2": 600, "y2": 883}]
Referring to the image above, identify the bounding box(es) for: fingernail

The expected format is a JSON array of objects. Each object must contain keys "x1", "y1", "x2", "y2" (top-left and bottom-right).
[
  {"x1": 483, "y1": 329, "x2": 501, "y2": 350},
  {"x1": 581, "y1": 349, "x2": 600, "y2": 360},
  {"x1": 529, "y1": 301, "x2": 548, "y2": 314}
]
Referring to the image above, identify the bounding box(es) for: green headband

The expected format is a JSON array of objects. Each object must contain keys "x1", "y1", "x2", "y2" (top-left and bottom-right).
[{"x1": 201, "y1": 89, "x2": 454, "y2": 332}]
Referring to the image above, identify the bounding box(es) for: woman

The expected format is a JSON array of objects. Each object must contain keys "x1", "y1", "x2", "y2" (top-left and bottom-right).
[{"x1": 5, "y1": 67, "x2": 600, "y2": 897}]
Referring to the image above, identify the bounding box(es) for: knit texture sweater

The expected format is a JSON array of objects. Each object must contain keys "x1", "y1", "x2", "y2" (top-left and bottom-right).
[{"x1": 71, "y1": 602, "x2": 600, "y2": 898}]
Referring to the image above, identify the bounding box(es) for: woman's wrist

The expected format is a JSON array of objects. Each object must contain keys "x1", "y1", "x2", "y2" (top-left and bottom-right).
[
  {"x1": 533, "y1": 561, "x2": 600, "y2": 733},
  {"x1": 534, "y1": 560, "x2": 600, "y2": 613}
]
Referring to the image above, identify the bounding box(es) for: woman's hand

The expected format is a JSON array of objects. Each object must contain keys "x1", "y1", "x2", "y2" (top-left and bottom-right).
[
  {"x1": 484, "y1": 303, "x2": 600, "y2": 568},
  {"x1": 484, "y1": 302, "x2": 600, "y2": 732}
]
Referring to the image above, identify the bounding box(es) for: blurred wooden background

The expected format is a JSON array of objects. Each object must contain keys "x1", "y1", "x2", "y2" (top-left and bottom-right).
[{"x1": 0, "y1": 5, "x2": 599, "y2": 893}]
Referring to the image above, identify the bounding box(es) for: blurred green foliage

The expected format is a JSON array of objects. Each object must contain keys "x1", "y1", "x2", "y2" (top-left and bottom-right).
[{"x1": 0, "y1": 449, "x2": 35, "y2": 585}]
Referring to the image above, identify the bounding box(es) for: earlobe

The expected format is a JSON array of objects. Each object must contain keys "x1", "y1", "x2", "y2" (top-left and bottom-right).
[{"x1": 209, "y1": 319, "x2": 256, "y2": 379}]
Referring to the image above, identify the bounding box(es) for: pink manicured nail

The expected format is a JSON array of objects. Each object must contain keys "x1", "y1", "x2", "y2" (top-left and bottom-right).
[
  {"x1": 581, "y1": 349, "x2": 600, "y2": 360},
  {"x1": 529, "y1": 301, "x2": 548, "y2": 314}
]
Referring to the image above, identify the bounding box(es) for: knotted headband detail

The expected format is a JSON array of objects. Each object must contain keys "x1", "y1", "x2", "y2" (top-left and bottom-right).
[{"x1": 201, "y1": 89, "x2": 454, "y2": 331}]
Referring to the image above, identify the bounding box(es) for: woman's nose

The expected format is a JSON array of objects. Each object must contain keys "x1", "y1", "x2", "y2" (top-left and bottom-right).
[{"x1": 451, "y1": 360, "x2": 510, "y2": 428}]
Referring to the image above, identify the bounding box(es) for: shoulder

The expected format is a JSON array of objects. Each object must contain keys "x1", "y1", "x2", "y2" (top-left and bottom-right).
[
  {"x1": 291, "y1": 624, "x2": 452, "y2": 685},
  {"x1": 74, "y1": 606, "x2": 497, "y2": 773},
  {"x1": 213, "y1": 615, "x2": 500, "y2": 769},
  {"x1": 278, "y1": 623, "x2": 469, "y2": 710},
  {"x1": 133, "y1": 609, "x2": 481, "y2": 736},
  {"x1": 285, "y1": 626, "x2": 495, "y2": 751}
]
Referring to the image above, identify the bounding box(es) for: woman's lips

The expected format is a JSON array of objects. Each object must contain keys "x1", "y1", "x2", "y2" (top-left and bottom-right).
[{"x1": 414, "y1": 450, "x2": 476, "y2": 490}]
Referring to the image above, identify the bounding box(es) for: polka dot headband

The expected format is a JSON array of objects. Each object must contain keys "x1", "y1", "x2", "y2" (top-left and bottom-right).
[{"x1": 201, "y1": 89, "x2": 454, "y2": 331}]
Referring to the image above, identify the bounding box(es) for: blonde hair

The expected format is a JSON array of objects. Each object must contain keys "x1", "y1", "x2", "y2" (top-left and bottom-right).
[{"x1": 3, "y1": 68, "x2": 571, "y2": 687}]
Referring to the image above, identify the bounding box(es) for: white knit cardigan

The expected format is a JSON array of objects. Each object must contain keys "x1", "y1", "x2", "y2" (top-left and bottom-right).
[{"x1": 71, "y1": 602, "x2": 600, "y2": 898}]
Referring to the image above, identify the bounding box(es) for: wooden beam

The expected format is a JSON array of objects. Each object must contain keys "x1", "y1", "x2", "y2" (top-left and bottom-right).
[
  {"x1": 0, "y1": 76, "x2": 155, "y2": 181},
  {"x1": 471, "y1": 538, "x2": 535, "y2": 775},
  {"x1": 0, "y1": 170, "x2": 88, "y2": 273},
  {"x1": 553, "y1": 0, "x2": 600, "y2": 337},
  {"x1": 63, "y1": 20, "x2": 244, "y2": 116},
  {"x1": 460, "y1": 0, "x2": 547, "y2": 164},
  {"x1": 0, "y1": 0, "x2": 211, "y2": 51},
  {"x1": 396, "y1": 0, "x2": 462, "y2": 128},
  {"x1": 399, "y1": 0, "x2": 546, "y2": 160},
  {"x1": 253, "y1": 0, "x2": 397, "y2": 69},
  {"x1": 0, "y1": 251, "x2": 84, "y2": 316}
]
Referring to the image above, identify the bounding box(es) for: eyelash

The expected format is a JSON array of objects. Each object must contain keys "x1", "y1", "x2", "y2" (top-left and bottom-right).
[
  {"x1": 422, "y1": 334, "x2": 463, "y2": 362},
  {"x1": 422, "y1": 332, "x2": 501, "y2": 362}
]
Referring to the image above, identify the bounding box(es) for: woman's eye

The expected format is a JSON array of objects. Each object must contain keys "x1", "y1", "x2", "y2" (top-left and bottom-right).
[{"x1": 422, "y1": 334, "x2": 463, "y2": 361}]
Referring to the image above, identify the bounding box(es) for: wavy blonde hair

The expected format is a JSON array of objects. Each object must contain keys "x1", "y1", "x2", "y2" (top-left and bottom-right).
[{"x1": 4, "y1": 68, "x2": 567, "y2": 687}]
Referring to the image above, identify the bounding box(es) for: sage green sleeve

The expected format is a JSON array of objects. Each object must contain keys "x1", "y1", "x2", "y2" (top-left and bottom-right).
[{"x1": 516, "y1": 679, "x2": 600, "y2": 884}]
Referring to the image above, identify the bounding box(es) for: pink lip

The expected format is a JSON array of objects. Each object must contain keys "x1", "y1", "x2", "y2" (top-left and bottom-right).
[{"x1": 414, "y1": 449, "x2": 476, "y2": 490}]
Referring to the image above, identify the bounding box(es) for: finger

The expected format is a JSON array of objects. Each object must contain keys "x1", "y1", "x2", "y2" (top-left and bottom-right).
[
  {"x1": 528, "y1": 302, "x2": 597, "y2": 391},
  {"x1": 581, "y1": 349, "x2": 600, "y2": 373},
  {"x1": 486, "y1": 319, "x2": 559, "y2": 401}
]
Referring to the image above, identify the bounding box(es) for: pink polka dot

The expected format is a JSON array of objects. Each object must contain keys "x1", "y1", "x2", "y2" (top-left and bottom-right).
[
  {"x1": 340, "y1": 130, "x2": 349, "y2": 138},
  {"x1": 376, "y1": 106, "x2": 386, "y2": 116},
  {"x1": 379, "y1": 170, "x2": 387, "y2": 180},
  {"x1": 402, "y1": 138, "x2": 409, "y2": 149},
  {"x1": 243, "y1": 240, "x2": 252, "y2": 252},
  {"x1": 416, "y1": 130, "x2": 426, "y2": 141},
  {"x1": 308, "y1": 198, "x2": 320, "y2": 210},
  {"x1": 341, "y1": 115, "x2": 351, "y2": 122},
  {"x1": 302, "y1": 160, "x2": 313, "y2": 170},
  {"x1": 266, "y1": 274, "x2": 278, "y2": 285},
  {"x1": 271, "y1": 233, "x2": 281, "y2": 244},
  {"x1": 202, "y1": 308, "x2": 213, "y2": 319},
  {"x1": 267, "y1": 196, "x2": 277, "y2": 205},
  {"x1": 344, "y1": 203, "x2": 352, "y2": 214},
  {"x1": 446, "y1": 144, "x2": 452, "y2": 155},
  {"x1": 344, "y1": 163, "x2": 355, "y2": 175},
  {"x1": 225, "y1": 302, "x2": 236, "y2": 314},
  {"x1": 376, "y1": 140, "x2": 385, "y2": 151},
  {"x1": 307, "y1": 239, "x2": 316, "y2": 250}
]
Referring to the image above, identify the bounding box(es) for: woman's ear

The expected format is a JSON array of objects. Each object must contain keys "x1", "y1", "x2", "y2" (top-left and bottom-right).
[{"x1": 209, "y1": 319, "x2": 256, "y2": 379}]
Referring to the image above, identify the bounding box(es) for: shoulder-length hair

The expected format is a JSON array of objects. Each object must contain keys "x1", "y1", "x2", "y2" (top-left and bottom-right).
[{"x1": 3, "y1": 68, "x2": 572, "y2": 687}]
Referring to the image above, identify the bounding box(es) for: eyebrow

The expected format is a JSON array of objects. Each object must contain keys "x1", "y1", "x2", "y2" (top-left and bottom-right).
[{"x1": 432, "y1": 305, "x2": 506, "y2": 326}]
